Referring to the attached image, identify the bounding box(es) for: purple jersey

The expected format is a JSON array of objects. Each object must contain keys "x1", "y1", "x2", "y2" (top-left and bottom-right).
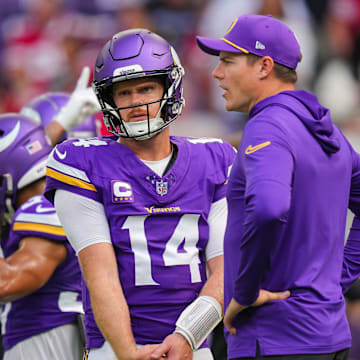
[
  {"x1": 45, "y1": 135, "x2": 235, "y2": 348},
  {"x1": 224, "y1": 90, "x2": 360, "y2": 358},
  {"x1": 1, "y1": 195, "x2": 82, "y2": 351}
]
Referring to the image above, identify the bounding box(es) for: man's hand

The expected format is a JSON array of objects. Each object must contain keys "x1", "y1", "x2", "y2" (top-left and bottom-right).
[
  {"x1": 151, "y1": 333, "x2": 192, "y2": 360},
  {"x1": 224, "y1": 289, "x2": 290, "y2": 335},
  {"x1": 131, "y1": 344, "x2": 162, "y2": 360},
  {"x1": 54, "y1": 66, "x2": 101, "y2": 131}
]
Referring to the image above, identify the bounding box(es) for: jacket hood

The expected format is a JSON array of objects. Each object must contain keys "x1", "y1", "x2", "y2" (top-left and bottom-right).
[{"x1": 250, "y1": 90, "x2": 340, "y2": 154}]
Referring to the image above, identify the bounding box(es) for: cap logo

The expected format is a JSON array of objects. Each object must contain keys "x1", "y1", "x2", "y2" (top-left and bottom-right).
[{"x1": 255, "y1": 41, "x2": 266, "y2": 50}]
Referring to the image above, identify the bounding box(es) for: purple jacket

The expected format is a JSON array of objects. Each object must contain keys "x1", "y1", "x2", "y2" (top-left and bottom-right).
[{"x1": 224, "y1": 90, "x2": 360, "y2": 358}]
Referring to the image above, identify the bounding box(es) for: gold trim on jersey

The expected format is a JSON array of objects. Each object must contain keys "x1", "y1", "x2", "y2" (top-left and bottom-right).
[
  {"x1": 13, "y1": 222, "x2": 66, "y2": 236},
  {"x1": 46, "y1": 167, "x2": 97, "y2": 192},
  {"x1": 83, "y1": 349, "x2": 89, "y2": 360}
]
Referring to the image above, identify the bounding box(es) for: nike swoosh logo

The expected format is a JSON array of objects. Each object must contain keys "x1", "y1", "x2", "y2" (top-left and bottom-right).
[
  {"x1": 55, "y1": 147, "x2": 67, "y2": 160},
  {"x1": 245, "y1": 141, "x2": 271, "y2": 154},
  {"x1": 36, "y1": 205, "x2": 55, "y2": 213}
]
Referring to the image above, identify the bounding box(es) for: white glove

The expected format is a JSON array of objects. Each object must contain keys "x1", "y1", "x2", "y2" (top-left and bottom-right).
[{"x1": 54, "y1": 66, "x2": 101, "y2": 131}]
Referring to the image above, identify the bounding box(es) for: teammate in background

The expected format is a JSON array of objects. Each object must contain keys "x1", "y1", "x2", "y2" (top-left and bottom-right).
[
  {"x1": 21, "y1": 67, "x2": 101, "y2": 146},
  {"x1": 21, "y1": 91, "x2": 99, "y2": 144},
  {"x1": 0, "y1": 114, "x2": 83, "y2": 360},
  {"x1": 44, "y1": 29, "x2": 236, "y2": 360},
  {"x1": 197, "y1": 14, "x2": 360, "y2": 360}
]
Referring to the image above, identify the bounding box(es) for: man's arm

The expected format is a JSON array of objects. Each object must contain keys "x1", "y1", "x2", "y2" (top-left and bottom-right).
[
  {"x1": 151, "y1": 255, "x2": 223, "y2": 360},
  {"x1": 341, "y1": 147, "x2": 360, "y2": 293},
  {"x1": 151, "y1": 197, "x2": 227, "y2": 359},
  {"x1": 45, "y1": 121, "x2": 67, "y2": 146},
  {"x1": 224, "y1": 290, "x2": 290, "y2": 335},
  {"x1": 78, "y1": 243, "x2": 158, "y2": 360},
  {"x1": 199, "y1": 255, "x2": 223, "y2": 306},
  {"x1": 54, "y1": 190, "x2": 158, "y2": 360},
  {"x1": 0, "y1": 236, "x2": 67, "y2": 304},
  {"x1": 45, "y1": 67, "x2": 100, "y2": 145}
]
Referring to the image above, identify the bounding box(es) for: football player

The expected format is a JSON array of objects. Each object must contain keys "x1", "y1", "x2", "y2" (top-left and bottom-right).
[
  {"x1": 0, "y1": 114, "x2": 83, "y2": 360},
  {"x1": 45, "y1": 29, "x2": 236, "y2": 360}
]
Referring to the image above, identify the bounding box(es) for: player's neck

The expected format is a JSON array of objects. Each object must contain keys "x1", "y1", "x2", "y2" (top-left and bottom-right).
[
  {"x1": 15, "y1": 178, "x2": 46, "y2": 209},
  {"x1": 119, "y1": 129, "x2": 172, "y2": 161}
]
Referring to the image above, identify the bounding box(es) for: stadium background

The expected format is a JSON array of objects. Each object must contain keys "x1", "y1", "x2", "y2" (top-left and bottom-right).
[{"x1": 1, "y1": 0, "x2": 360, "y2": 359}]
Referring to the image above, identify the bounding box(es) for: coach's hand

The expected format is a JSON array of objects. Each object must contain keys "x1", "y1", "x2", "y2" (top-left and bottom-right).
[{"x1": 224, "y1": 289, "x2": 290, "y2": 335}]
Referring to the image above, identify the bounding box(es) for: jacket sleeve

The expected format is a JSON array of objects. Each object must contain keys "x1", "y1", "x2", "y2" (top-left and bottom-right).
[
  {"x1": 342, "y1": 148, "x2": 360, "y2": 293},
  {"x1": 233, "y1": 119, "x2": 293, "y2": 306}
]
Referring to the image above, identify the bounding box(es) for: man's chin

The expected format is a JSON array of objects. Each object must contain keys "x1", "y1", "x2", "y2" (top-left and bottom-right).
[{"x1": 225, "y1": 103, "x2": 235, "y2": 112}]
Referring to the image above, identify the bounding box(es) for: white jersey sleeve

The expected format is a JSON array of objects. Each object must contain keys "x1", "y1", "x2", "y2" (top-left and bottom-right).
[
  {"x1": 206, "y1": 197, "x2": 227, "y2": 261},
  {"x1": 54, "y1": 189, "x2": 111, "y2": 255}
]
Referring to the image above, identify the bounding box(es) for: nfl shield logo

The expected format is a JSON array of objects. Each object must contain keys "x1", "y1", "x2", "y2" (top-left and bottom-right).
[{"x1": 156, "y1": 180, "x2": 168, "y2": 196}]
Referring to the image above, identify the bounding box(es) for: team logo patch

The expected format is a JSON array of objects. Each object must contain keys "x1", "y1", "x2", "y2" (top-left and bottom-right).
[
  {"x1": 112, "y1": 180, "x2": 134, "y2": 203},
  {"x1": 26, "y1": 140, "x2": 42, "y2": 154},
  {"x1": 146, "y1": 174, "x2": 174, "y2": 196},
  {"x1": 156, "y1": 180, "x2": 168, "y2": 196}
]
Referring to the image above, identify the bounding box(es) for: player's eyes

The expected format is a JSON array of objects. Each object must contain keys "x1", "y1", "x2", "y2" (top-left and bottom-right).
[
  {"x1": 140, "y1": 86, "x2": 154, "y2": 93},
  {"x1": 116, "y1": 90, "x2": 130, "y2": 97}
]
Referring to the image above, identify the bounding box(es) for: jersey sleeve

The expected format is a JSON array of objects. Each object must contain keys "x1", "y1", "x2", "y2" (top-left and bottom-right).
[
  {"x1": 45, "y1": 139, "x2": 102, "y2": 205},
  {"x1": 206, "y1": 197, "x2": 228, "y2": 261},
  {"x1": 12, "y1": 195, "x2": 66, "y2": 242},
  {"x1": 54, "y1": 190, "x2": 112, "y2": 255},
  {"x1": 206, "y1": 139, "x2": 237, "y2": 203}
]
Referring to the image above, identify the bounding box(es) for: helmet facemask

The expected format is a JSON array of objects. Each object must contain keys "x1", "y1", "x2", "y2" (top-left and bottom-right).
[{"x1": 0, "y1": 174, "x2": 14, "y2": 225}]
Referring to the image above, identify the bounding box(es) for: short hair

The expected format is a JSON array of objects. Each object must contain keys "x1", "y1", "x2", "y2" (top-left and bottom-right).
[{"x1": 246, "y1": 53, "x2": 302, "y2": 84}]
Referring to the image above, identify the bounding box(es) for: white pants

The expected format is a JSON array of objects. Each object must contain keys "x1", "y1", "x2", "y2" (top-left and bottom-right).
[
  {"x1": 84, "y1": 341, "x2": 214, "y2": 359},
  {"x1": 5, "y1": 323, "x2": 83, "y2": 360}
]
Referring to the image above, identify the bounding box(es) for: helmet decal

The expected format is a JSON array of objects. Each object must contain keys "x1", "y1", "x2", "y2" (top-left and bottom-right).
[
  {"x1": 0, "y1": 120, "x2": 20, "y2": 152},
  {"x1": 0, "y1": 114, "x2": 53, "y2": 223}
]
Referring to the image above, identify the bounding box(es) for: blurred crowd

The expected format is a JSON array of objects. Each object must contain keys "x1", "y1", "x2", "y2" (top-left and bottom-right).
[
  {"x1": 1, "y1": 0, "x2": 360, "y2": 143},
  {"x1": 1, "y1": 0, "x2": 360, "y2": 358}
]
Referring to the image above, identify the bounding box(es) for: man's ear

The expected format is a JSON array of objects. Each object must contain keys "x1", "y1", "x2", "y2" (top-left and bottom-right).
[{"x1": 258, "y1": 56, "x2": 275, "y2": 79}]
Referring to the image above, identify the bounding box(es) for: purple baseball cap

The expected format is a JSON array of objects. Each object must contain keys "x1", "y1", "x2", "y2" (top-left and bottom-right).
[{"x1": 196, "y1": 14, "x2": 301, "y2": 69}]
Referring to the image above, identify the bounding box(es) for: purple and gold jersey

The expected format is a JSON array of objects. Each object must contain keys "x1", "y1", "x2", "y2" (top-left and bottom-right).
[
  {"x1": 1, "y1": 194, "x2": 82, "y2": 351},
  {"x1": 45, "y1": 135, "x2": 235, "y2": 348}
]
